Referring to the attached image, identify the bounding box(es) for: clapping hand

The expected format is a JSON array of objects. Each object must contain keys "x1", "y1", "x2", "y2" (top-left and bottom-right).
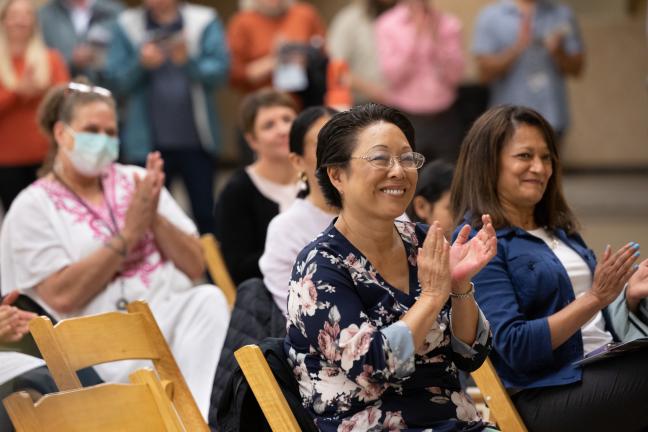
[
  {"x1": 625, "y1": 257, "x2": 647, "y2": 312},
  {"x1": 449, "y1": 214, "x2": 497, "y2": 285},
  {"x1": 122, "y1": 152, "x2": 165, "y2": 250},
  {"x1": 590, "y1": 243, "x2": 640, "y2": 308},
  {"x1": 417, "y1": 221, "x2": 452, "y2": 304},
  {"x1": 0, "y1": 291, "x2": 37, "y2": 344}
]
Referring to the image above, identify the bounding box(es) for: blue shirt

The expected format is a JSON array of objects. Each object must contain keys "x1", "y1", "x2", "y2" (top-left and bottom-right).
[
  {"x1": 472, "y1": 0, "x2": 583, "y2": 132},
  {"x1": 465, "y1": 225, "x2": 604, "y2": 390}
]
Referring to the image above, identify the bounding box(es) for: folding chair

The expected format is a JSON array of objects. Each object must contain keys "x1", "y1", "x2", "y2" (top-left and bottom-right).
[
  {"x1": 470, "y1": 357, "x2": 528, "y2": 432},
  {"x1": 200, "y1": 233, "x2": 237, "y2": 308},
  {"x1": 28, "y1": 300, "x2": 208, "y2": 431},
  {"x1": 234, "y1": 345, "x2": 301, "y2": 432},
  {"x1": 3, "y1": 368, "x2": 184, "y2": 432}
]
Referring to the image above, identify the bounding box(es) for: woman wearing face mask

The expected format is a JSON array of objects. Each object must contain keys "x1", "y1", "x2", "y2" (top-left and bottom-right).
[
  {"x1": 0, "y1": 0, "x2": 69, "y2": 211},
  {"x1": 0, "y1": 80, "x2": 230, "y2": 418}
]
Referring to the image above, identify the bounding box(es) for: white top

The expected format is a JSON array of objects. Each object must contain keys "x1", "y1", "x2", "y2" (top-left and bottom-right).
[
  {"x1": 68, "y1": 1, "x2": 94, "y2": 36},
  {"x1": 528, "y1": 228, "x2": 613, "y2": 354},
  {"x1": 246, "y1": 166, "x2": 299, "y2": 212},
  {"x1": 0, "y1": 164, "x2": 229, "y2": 418},
  {"x1": 0, "y1": 352, "x2": 45, "y2": 386},
  {"x1": 259, "y1": 198, "x2": 335, "y2": 315}
]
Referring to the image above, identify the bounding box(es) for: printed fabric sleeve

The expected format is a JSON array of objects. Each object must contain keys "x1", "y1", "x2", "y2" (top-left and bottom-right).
[
  {"x1": 288, "y1": 245, "x2": 416, "y2": 386},
  {"x1": 186, "y1": 19, "x2": 230, "y2": 88},
  {"x1": 449, "y1": 306, "x2": 492, "y2": 372},
  {"x1": 606, "y1": 286, "x2": 648, "y2": 342},
  {"x1": 471, "y1": 234, "x2": 555, "y2": 373}
]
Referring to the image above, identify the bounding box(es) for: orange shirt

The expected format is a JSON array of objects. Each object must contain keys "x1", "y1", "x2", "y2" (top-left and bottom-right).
[
  {"x1": 0, "y1": 50, "x2": 69, "y2": 166},
  {"x1": 227, "y1": 2, "x2": 326, "y2": 93}
]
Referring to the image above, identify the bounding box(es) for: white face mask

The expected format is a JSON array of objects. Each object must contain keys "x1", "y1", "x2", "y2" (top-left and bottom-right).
[{"x1": 64, "y1": 125, "x2": 119, "y2": 177}]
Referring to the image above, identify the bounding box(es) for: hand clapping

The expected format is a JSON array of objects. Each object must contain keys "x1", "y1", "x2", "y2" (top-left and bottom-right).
[
  {"x1": 0, "y1": 291, "x2": 36, "y2": 344},
  {"x1": 449, "y1": 214, "x2": 497, "y2": 285}
]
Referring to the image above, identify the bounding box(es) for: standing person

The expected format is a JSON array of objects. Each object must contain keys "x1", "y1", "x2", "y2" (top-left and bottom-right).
[
  {"x1": 327, "y1": 0, "x2": 396, "y2": 105},
  {"x1": 104, "y1": 0, "x2": 229, "y2": 235},
  {"x1": 375, "y1": 0, "x2": 465, "y2": 163},
  {"x1": 227, "y1": 0, "x2": 326, "y2": 100},
  {"x1": 259, "y1": 105, "x2": 337, "y2": 316},
  {"x1": 0, "y1": 81, "x2": 230, "y2": 418},
  {"x1": 285, "y1": 104, "x2": 498, "y2": 431},
  {"x1": 214, "y1": 88, "x2": 299, "y2": 286},
  {"x1": 473, "y1": 0, "x2": 584, "y2": 140},
  {"x1": 38, "y1": 0, "x2": 122, "y2": 84},
  {"x1": 451, "y1": 105, "x2": 648, "y2": 431},
  {"x1": 0, "y1": 0, "x2": 69, "y2": 211}
]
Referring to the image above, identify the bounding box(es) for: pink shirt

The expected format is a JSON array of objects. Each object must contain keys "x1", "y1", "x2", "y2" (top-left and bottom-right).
[{"x1": 375, "y1": 4, "x2": 465, "y2": 114}]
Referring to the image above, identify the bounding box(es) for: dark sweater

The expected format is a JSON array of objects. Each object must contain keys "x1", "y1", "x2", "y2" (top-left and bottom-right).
[{"x1": 214, "y1": 169, "x2": 279, "y2": 285}]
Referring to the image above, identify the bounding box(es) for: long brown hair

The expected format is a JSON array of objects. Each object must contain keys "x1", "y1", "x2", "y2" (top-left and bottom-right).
[{"x1": 450, "y1": 105, "x2": 578, "y2": 232}]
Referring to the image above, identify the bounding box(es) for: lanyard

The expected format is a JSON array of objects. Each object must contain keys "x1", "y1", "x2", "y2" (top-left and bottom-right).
[{"x1": 52, "y1": 171, "x2": 120, "y2": 236}]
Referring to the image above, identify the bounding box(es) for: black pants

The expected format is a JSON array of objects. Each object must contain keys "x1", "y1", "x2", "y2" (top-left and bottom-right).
[
  {"x1": 0, "y1": 164, "x2": 39, "y2": 212},
  {"x1": 513, "y1": 349, "x2": 648, "y2": 432},
  {"x1": 158, "y1": 148, "x2": 216, "y2": 235}
]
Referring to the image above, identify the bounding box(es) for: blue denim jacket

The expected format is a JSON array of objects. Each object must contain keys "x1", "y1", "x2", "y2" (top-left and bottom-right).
[{"x1": 464, "y1": 225, "x2": 614, "y2": 390}]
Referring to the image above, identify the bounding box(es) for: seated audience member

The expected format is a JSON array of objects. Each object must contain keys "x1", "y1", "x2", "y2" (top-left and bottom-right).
[
  {"x1": 327, "y1": 0, "x2": 396, "y2": 105},
  {"x1": 285, "y1": 104, "x2": 498, "y2": 431},
  {"x1": 259, "y1": 106, "x2": 337, "y2": 316},
  {"x1": 451, "y1": 105, "x2": 648, "y2": 432},
  {"x1": 214, "y1": 88, "x2": 299, "y2": 286},
  {"x1": 375, "y1": 0, "x2": 465, "y2": 162},
  {"x1": 0, "y1": 0, "x2": 69, "y2": 211},
  {"x1": 406, "y1": 159, "x2": 454, "y2": 238},
  {"x1": 0, "y1": 81, "x2": 229, "y2": 418}
]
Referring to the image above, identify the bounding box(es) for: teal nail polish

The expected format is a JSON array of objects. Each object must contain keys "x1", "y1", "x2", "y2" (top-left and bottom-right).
[
  {"x1": 634, "y1": 251, "x2": 640, "y2": 257},
  {"x1": 633, "y1": 243, "x2": 640, "y2": 249}
]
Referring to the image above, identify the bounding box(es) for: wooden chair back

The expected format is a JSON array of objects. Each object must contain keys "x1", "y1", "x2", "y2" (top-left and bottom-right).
[
  {"x1": 470, "y1": 357, "x2": 528, "y2": 432},
  {"x1": 29, "y1": 300, "x2": 208, "y2": 431},
  {"x1": 3, "y1": 368, "x2": 185, "y2": 432},
  {"x1": 200, "y1": 233, "x2": 237, "y2": 308},
  {"x1": 234, "y1": 345, "x2": 300, "y2": 432}
]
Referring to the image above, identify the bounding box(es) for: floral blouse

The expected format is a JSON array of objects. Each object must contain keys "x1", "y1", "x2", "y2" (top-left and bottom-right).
[{"x1": 284, "y1": 220, "x2": 492, "y2": 432}]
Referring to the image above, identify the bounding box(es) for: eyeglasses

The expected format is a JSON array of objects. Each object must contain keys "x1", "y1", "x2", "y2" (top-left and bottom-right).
[
  {"x1": 350, "y1": 150, "x2": 426, "y2": 170},
  {"x1": 66, "y1": 82, "x2": 112, "y2": 98}
]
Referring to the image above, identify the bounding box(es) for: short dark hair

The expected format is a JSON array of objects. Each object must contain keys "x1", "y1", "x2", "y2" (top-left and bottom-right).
[
  {"x1": 316, "y1": 103, "x2": 415, "y2": 208},
  {"x1": 406, "y1": 160, "x2": 454, "y2": 223},
  {"x1": 289, "y1": 106, "x2": 338, "y2": 155},
  {"x1": 239, "y1": 88, "x2": 297, "y2": 135},
  {"x1": 450, "y1": 105, "x2": 578, "y2": 232}
]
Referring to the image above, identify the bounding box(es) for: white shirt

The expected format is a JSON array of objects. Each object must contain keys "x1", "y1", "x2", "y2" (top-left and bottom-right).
[
  {"x1": 246, "y1": 166, "x2": 299, "y2": 212},
  {"x1": 67, "y1": 0, "x2": 95, "y2": 35},
  {"x1": 259, "y1": 198, "x2": 336, "y2": 315},
  {"x1": 528, "y1": 228, "x2": 614, "y2": 354}
]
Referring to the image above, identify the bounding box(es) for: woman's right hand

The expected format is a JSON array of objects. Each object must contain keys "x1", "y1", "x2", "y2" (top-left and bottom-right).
[
  {"x1": 417, "y1": 222, "x2": 452, "y2": 305},
  {"x1": 122, "y1": 153, "x2": 165, "y2": 250},
  {"x1": 589, "y1": 242, "x2": 640, "y2": 308},
  {"x1": 0, "y1": 291, "x2": 37, "y2": 343}
]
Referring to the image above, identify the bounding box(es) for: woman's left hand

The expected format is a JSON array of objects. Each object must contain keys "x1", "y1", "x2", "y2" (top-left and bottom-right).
[
  {"x1": 627, "y1": 258, "x2": 648, "y2": 312},
  {"x1": 449, "y1": 214, "x2": 497, "y2": 284}
]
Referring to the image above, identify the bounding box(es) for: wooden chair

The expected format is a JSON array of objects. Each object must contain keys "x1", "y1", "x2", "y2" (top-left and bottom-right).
[
  {"x1": 234, "y1": 345, "x2": 301, "y2": 432},
  {"x1": 28, "y1": 300, "x2": 208, "y2": 432},
  {"x1": 3, "y1": 368, "x2": 185, "y2": 432},
  {"x1": 470, "y1": 357, "x2": 528, "y2": 432},
  {"x1": 200, "y1": 233, "x2": 237, "y2": 308}
]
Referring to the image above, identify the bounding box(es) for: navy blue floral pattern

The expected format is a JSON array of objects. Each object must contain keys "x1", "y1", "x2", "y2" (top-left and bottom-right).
[{"x1": 285, "y1": 220, "x2": 492, "y2": 431}]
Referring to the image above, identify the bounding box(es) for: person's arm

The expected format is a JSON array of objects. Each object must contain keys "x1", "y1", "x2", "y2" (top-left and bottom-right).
[
  {"x1": 375, "y1": 13, "x2": 420, "y2": 87},
  {"x1": 104, "y1": 22, "x2": 147, "y2": 96},
  {"x1": 185, "y1": 19, "x2": 230, "y2": 88},
  {"x1": 434, "y1": 14, "x2": 465, "y2": 86},
  {"x1": 545, "y1": 7, "x2": 585, "y2": 77},
  {"x1": 0, "y1": 292, "x2": 37, "y2": 343},
  {"x1": 152, "y1": 215, "x2": 204, "y2": 280},
  {"x1": 227, "y1": 15, "x2": 270, "y2": 90}
]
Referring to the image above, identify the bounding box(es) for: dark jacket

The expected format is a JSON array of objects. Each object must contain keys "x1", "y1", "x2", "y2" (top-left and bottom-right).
[{"x1": 208, "y1": 278, "x2": 286, "y2": 428}]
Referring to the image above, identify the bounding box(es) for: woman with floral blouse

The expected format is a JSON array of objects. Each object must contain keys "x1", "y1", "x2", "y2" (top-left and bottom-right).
[{"x1": 284, "y1": 104, "x2": 498, "y2": 431}]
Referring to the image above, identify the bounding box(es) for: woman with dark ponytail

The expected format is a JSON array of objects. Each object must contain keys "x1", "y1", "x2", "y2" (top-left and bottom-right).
[{"x1": 259, "y1": 105, "x2": 338, "y2": 315}]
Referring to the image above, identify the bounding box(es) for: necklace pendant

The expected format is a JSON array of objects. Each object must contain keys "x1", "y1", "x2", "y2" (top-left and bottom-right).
[{"x1": 116, "y1": 297, "x2": 128, "y2": 310}]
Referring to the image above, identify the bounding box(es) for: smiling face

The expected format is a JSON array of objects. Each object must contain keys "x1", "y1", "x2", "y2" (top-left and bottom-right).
[
  {"x1": 331, "y1": 121, "x2": 417, "y2": 221},
  {"x1": 2, "y1": 0, "x2": 35, "y2": 46},
  {"x1": 497, "y1": 123, "x2": 553, "y2": 216},
  {"x1": 246, "y1": 105, "x2": 296, "y2": 163}
]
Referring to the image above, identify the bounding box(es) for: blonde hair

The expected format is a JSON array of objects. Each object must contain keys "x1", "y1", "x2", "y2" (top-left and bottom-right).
[{"x1": 0, "y1": 0, "x2": 50, "y2": 90}]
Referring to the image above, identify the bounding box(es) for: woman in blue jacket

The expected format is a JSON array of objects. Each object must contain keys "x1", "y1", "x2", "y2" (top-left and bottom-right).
[{"x1": 451, "y1": 105, "x2": 648, "y2": 432}]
